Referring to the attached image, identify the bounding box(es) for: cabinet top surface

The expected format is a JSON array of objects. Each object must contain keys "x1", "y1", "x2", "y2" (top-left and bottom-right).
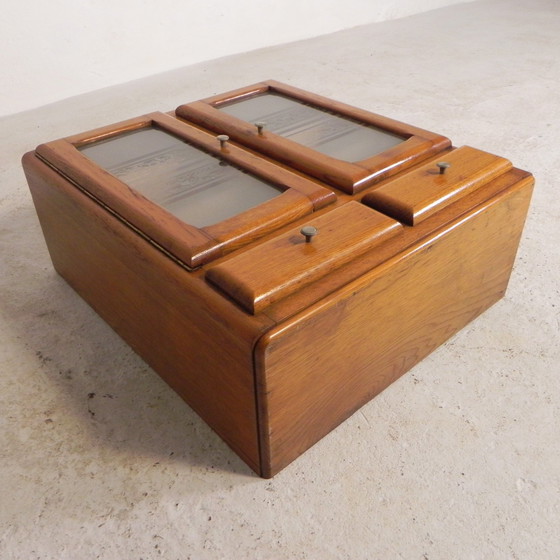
[{"x1": 27, "y1": 81, "x2": 533, "y2": 321}]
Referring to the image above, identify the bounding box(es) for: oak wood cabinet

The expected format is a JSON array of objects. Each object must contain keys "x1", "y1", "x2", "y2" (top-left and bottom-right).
[{"x1": 23, "y1": 82, "x2": 533, "y2": 477}]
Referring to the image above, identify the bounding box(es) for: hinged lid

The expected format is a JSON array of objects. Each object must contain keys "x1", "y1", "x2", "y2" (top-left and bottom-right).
[
  {"x1": 361, "y1": 146, "x2": 512, "y2": 225},
  {"x1": 35, "y1": 112, "x2": 336, "y2": 268},
  {"x1": 176, "y1": 80, "x2": 451, "y2": 193},
  {"x1": 206, "y1": 202, "x2": 402, "y2": 313}
]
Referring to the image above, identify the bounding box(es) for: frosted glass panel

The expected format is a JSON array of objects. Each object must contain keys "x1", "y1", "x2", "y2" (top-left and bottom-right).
[
  {"x1": 79, "y1": 127, "x2": 282, "y2": 227},
  {"x1": 220, "y1": 93, "x2": 404, "y2": 162}
]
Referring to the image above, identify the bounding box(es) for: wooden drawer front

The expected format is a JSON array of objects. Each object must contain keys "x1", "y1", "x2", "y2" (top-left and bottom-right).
[
  {"x1": 362, "y1": 146, "x2": 512, "y2": 225},
  {"x1": 206, "y1": 202, "x2": 402, "y2": 314}
]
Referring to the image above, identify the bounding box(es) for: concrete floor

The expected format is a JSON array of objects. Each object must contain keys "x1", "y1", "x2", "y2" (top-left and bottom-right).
[{"x1": 1, "y1": 0, "x2": 559, "y2": 558}]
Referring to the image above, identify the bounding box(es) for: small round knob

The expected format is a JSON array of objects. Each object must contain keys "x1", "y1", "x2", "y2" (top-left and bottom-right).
[
  {"x1": 255, "y1": 122, "x2": 266, "y2": 135},
  {"x1": 437, "y1": 161, "x2": 451, "y2": 175},
  {"x1": 217, "y1": 134, "x2": 229, "y2": 149},
  {"x1": 300, "y1": 226, "x2": 318, "y2": 243}
]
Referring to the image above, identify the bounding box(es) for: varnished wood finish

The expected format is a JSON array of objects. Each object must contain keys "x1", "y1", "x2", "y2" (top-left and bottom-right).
[
  {"x1": 262, "y1": 165, "x2": 533, "y2": 324},
  {"x1": 255, "y1": 174, "x2": 533, "y2": 476},
  {"x1": 362, "y1": 146, "x2": 512, "y2": 225},
  {"x1": 23, "y1": 152, "x2": 273, "y2": 472},
  {"x1": 175, "y1": 80, "x2": 451, "y2": 193},
  {"x1": 22, "y1": 85, "x2": 534, "y2": 478},
  {"x1": 207, "y1": 202, "x2": 402, "y2": 314},
  {"x1": 36, "y1": 112, "x2": 336, "y2": 268}
]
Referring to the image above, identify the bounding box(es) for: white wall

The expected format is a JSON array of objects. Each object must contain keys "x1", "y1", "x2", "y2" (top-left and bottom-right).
[{"x1": 2, "y1": 0, "x2": 468, "y2": 116}]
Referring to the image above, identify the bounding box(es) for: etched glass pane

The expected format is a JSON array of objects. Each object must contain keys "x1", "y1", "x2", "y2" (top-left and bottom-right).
[
  {"x1": 219, "y1": 93, "x2": 404, "y2": 162},
  {"x1": 79, "y1": 127, "x2": 282, "y2": 227}
]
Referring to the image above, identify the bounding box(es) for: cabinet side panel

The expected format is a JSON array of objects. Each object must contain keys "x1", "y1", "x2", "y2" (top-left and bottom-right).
[
  {"x1": 258, "y1": 180, "x2": 533, "y2": 476},
  {"x1": 23, "y1": 153, "x2": 263, "y2": 474}
]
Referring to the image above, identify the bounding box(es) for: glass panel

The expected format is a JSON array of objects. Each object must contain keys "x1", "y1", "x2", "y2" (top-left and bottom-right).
[
  {"x1": 79, "y1": 127, "x2": 282, "y2": 228},
  {"x1": 219, "y1": 93, "x2": 404, "y2": 162}
]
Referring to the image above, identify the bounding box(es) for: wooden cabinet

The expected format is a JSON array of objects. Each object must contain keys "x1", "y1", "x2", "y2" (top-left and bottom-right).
[{"x1": 23, "y1": 82, "x2": 534, "y2": 477}]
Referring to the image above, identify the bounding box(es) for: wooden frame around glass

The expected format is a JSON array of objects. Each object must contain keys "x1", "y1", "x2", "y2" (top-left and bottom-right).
[
  {"x1": 35, "y1": 111, "x2": 336, "y2": 268},
  {"x1": 175, "y1": 80, "x2": 451, "y2": 193}
]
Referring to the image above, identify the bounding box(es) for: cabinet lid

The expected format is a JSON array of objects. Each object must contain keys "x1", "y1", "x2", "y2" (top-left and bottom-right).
[
  {"x1": 206, "y1": 202, "x2": 403, "y2": 314},
  {"x1": 218, "y1": 91, "x2": 404, "y2": 163},
  {"x1": 362, "y1": 146, "x2": 512, "y2": 225},
  {"x1": 176, "y1": 80, "x2": 451, "y2": 194},
  {"x1": 78, "y1": 126, "x2": 284, "y2": 229},
  {"x1": 35, "y1": 112, "x2": 336, "y2": 269}
]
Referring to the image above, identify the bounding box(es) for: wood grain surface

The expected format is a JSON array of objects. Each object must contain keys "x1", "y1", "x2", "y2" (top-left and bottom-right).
[
  {"x1": 36, "y1": 112, "x2": 336, "y2": 268},
  {"x1": 255, "y1": 176, "x2": 534, "y2": 476},
  {"x1": 362, "y1": 146, "x2": 512, "y2": 225},
  {"x1": 175, "y1": 80, "x2": 451, "y2": 192},
  {"x1": 206, "y1": 202, "x2": 402, "y2": 314},
  {"x1": 23, "y1": 152, "x2": 273, "y2": 473},
  {"x1": 23, "y1": 89, "x2": 534, "y2": 477}
]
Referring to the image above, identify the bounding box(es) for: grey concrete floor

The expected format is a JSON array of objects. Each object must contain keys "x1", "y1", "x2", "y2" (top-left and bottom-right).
[{"x1": 1, "y1": 0, "x2": 559, "y2": 558}]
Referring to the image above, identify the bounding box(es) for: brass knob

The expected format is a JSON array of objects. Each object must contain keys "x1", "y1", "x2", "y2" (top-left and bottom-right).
[
  {"x1": 217, "y1": 134, "x2": 229, "y2": 149},
  {"x1": 300, "y1": 226, "x2": 318, "y2": 243},
  {"x1": 255, "y1": 122, "x2": 266, "y2": 135},
  {"x1": 437, "y1": 161, "x2": 451, "y2": 175}
]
